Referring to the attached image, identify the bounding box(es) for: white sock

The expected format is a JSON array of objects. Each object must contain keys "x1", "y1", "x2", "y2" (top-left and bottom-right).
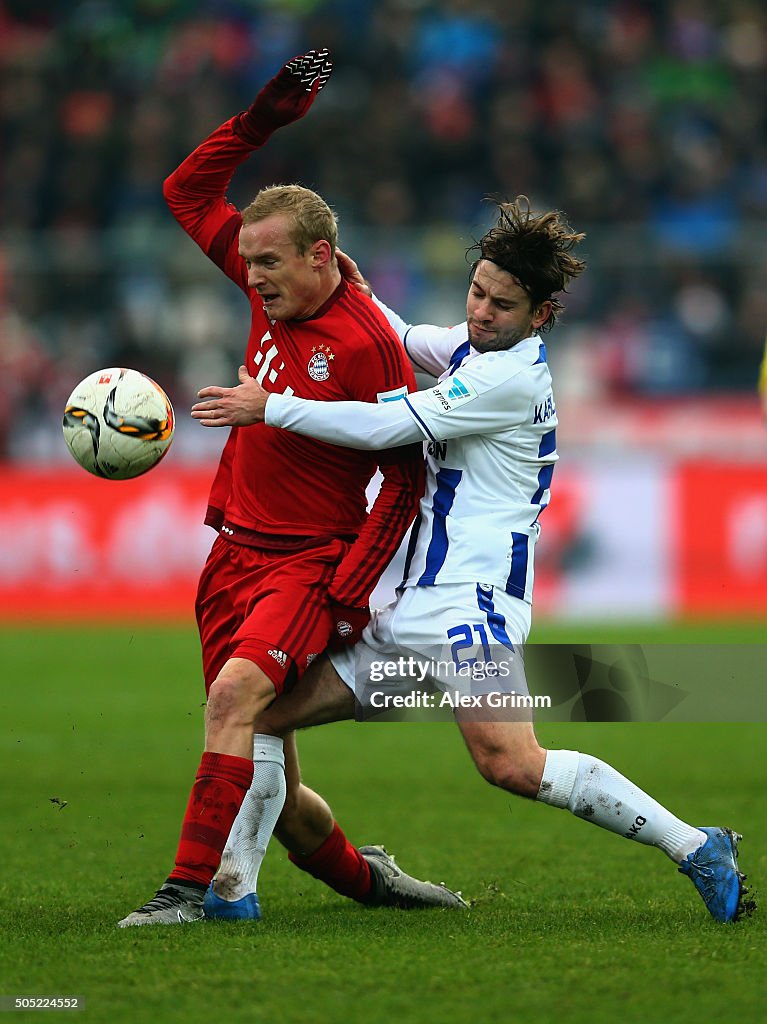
[
  {"x1": 536, "y1": 749, "x2": 707, "y2": 863},
  {"x1": 213, "y1": 734, "x2": 286, "y2": 901}
]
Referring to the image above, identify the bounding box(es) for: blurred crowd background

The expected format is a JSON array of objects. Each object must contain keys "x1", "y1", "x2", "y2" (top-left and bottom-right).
[{"x1": 2, "y1": 0, "x2": 766, "y2": 463}]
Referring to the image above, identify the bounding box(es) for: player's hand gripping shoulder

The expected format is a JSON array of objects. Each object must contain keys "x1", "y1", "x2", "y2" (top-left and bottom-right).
[
  {"x1": 236, "y1": 49, "x2": 334, "y2": 144},
  {"x1": 192, "y1": 366, "x2": 269, "y2": 427},
  {"x1": 335, "y1": 249, "x2": 372, "y2": 298}
]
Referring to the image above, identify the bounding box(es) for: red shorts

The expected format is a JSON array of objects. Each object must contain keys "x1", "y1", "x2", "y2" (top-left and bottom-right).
[{"x1": 195, "y1": 533, "x2": 352, "y2": 695}]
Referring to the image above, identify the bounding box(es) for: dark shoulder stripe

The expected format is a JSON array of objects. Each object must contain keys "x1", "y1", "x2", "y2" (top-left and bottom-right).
[
  {"x1": 446, "y1": 339, "x2": 471, "y2": 376},
  {"x1": 208, "y1": 213, "x2": 242, "y2": 276},
  {"x1": 339, "y1": 289, "x2": 399, "y2": 384},
  {"x1": 339, "y1": 289, "x2": 400, "y2": 386}
]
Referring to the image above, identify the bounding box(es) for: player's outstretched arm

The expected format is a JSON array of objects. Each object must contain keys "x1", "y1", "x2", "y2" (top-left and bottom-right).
[
  {"x1": 192, "y1": 366, "x2": 422, "y2": 446},
  {"x1": 235, "y1": 48, "x2": 334, "y2": 146},
  {"x1": 203, "y1": 357, "x2": 530, "y2": 451},
  {"x1": 163, "y1": 50, "x2": 333, "y2": 276}
]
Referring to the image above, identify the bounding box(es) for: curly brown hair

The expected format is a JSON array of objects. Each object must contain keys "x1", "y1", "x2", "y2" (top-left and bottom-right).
[{"x1": 467, "y1": 196, "x2": 586, "y2": 332}]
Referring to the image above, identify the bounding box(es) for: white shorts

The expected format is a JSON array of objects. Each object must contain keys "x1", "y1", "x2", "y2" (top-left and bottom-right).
[{"x1": 330, "y1": 582, "x2": 531, "y2": 705}]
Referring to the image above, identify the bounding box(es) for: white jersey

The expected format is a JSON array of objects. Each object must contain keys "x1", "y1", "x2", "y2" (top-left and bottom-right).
[{"x1": 266, "y1": 301, "x2": 558, "y2": 604}]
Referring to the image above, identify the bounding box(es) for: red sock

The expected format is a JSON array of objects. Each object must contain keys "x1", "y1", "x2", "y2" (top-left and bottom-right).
[
  {"x1": 168, "y1": 751, "x2": 254, "y2": 888},
  {"x1": 288, "y1": 823, "x2": 372, "y2": 902}
]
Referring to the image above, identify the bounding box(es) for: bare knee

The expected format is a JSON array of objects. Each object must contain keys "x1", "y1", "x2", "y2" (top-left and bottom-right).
[{"x1": 206, "y1": 659, "x2": 273, "y2": 731}]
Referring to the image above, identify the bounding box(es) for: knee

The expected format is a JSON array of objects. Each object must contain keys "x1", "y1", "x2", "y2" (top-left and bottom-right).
[{"x1": 206, "y1": 661, "x2": 272, "y2": 727}]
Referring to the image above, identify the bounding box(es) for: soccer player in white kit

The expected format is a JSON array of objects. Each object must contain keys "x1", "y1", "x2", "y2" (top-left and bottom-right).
[{"x1": 192, "y1": 197, "x2": 750, "y2": 923}]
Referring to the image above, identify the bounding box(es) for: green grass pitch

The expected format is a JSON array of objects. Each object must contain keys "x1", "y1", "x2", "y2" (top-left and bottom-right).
[{"x1": 1, "y1": 622, "x2": 765, "y2": 1024}]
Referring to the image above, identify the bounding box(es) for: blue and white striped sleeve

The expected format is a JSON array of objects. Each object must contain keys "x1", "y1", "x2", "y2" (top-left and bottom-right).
[{"x1": 265, "y1": 354, "x2": 536, "y2": 449}]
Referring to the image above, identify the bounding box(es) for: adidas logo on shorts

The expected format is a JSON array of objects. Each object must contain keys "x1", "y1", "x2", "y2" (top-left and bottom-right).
[{"x1": 267, "y1": 648, "x2": 287, "y2": 668}]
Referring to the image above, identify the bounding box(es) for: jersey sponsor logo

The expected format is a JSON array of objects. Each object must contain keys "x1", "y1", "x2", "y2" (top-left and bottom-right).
[
  {"x1": 267, "y1": 648, "x2": 288, "y2": 668},
  {"x1": 308, "y1": 344, "x2": 334, "y2": 382},
  {"x1": 429, "y1": 375, "x2": 477, "y2": 414},
  {"x1": 533, "y1": 393, "x2": 555, "y2": 424},
  {"x1": 447, "y1": 377, "x2": 471, "y2": 401},
  {"x1": 253, "y1": 332, "x2": 286, "y2": 386}
]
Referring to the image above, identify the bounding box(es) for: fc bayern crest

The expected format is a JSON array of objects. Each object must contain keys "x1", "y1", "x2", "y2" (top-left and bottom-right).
[{"x1": 308, "y1": 344, "x2": 334, "y2": 382}]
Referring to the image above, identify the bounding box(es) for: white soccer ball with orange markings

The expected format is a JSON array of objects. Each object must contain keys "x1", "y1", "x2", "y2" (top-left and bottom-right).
[{"x1": 62, "y1": 367, "x2": 175, "y2": 480}]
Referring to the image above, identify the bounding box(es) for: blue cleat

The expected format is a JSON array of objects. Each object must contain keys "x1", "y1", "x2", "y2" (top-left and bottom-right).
[
  {"x1": 203, "y1": 887, "x2": 262, "y2": 921},
  {"x1": 678, "y1": 827, "x2": 752, "y2": 923}
]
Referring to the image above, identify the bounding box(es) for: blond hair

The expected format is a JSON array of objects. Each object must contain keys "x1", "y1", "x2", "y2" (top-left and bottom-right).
[{"x1": 242, "y1": 184, "x2": 338, "y2": 254}]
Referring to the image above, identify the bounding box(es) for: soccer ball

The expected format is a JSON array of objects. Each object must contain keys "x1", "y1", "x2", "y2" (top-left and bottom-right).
[{"x1": 62, "y1": 367, "x2": 175, "y2": 479}]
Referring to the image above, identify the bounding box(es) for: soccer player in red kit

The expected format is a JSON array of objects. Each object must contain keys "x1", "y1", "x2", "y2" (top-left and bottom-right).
[{"x1": 118, "y1": 51, "x2": 463, "y2": 927}]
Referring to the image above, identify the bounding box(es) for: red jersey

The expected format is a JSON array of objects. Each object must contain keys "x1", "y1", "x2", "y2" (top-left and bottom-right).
[{"x1": 163, "y1": 116, "x2": 423, "y2": 606}]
